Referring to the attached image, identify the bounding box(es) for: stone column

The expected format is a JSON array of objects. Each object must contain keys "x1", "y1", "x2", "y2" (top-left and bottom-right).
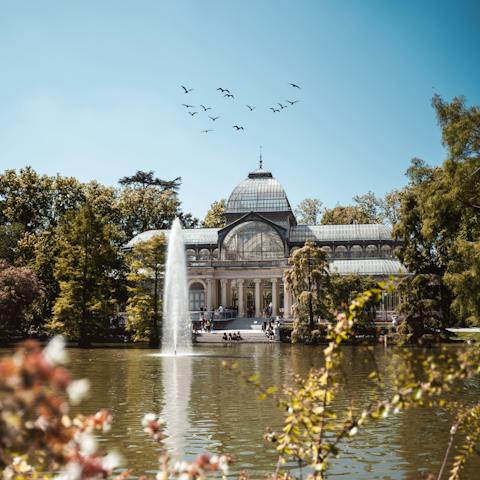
[
  {"x1": 254, "y1": 279, "x2": 262, "y2": 317},
  {"x1": 283, "y1": 280, "x2": 291, "y2": 319},
  {"x1": 220, "y1": 279, "x2": 228, "y2": 307},
  {"x1": 271, "y1": 278, "x2": 278, "y2": 317},
  {"x1": 206, "y1": 279, "x2": 213, "y2": 310},
  {"x1": 237, "y1": 279, "x2": 245, "y2": 317}
]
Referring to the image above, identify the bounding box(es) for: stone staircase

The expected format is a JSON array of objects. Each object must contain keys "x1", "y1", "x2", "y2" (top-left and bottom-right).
[{"x1": 194, "y1": 317, "x2": 279, "y2": 343}]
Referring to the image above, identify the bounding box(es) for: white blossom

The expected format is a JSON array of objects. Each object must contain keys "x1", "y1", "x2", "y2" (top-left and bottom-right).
[
  {"x1": 55, "y1": 462, "x2": 81, "y2": 480},
  {"x1": 44, "y1": 336, "x2": 68, "y2": 365},
  {"x1": 67, "y1": 379, "x2": 90, "y2": 405},
  {"x1": 102, "y1": 451, "x2": 123, "y2": 471},
  {"x1": 141, "y1": 413, "x2": 157, "y2": 427},
  {"x1": 77, "y1": 432, "x2": 97, "y2": 455}
]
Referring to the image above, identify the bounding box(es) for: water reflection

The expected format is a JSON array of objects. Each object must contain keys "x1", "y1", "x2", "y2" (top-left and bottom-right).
[
  {"x1": 161, "y1": 356, "x2": 192, "y2": 458},
  {"x1": 32, "y1": 345, "x2": 480, "y2": 479}
]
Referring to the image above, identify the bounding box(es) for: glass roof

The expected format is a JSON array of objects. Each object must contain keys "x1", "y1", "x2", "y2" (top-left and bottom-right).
[
  {"x1": 329, "y1": 259, "x2": 407, "y2": 275},
  {"x1": 125, "y1": 228, "x2": 219, "y2": 248},
  {"x1": 226, "y1": 168, "x2": 292, "y2": 214},
  {"x1": 290, "y1": 224, "x2": 393, "y2": 242}
]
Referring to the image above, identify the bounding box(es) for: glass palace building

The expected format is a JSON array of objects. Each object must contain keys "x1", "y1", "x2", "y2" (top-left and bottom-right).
[{"x1": 127, "y1": 166, "x2": 406, "y2": 319}]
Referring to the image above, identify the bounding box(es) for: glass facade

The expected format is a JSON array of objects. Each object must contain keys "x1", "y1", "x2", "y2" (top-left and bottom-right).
[
  {"x1": 226, "y1": 177, "x2": 292, "y2": 213},
  {"x1": 222, "y1": 221, "x2": 285, "y2": 261}
]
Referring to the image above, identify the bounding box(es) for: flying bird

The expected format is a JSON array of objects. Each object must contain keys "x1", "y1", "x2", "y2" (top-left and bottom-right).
[
  {"x1": 182, "y1": 104, "x2": 194, "y2": 108},
  {"x1": 286, "y1": 99, "x2": 300, "y2": 105},
  {"x1": 201, "y1": 129, "x2": 214, "y2": 133},
  {"x1": 216, "y1": 87, "x2": 227, "y2": 92},
  {"x1": 200, "y1": 105, "x2": 212, "y2": 111},
  {"x1": 209, "y1": 116, "x2": 220, "y2": 121},
  {"x1": 181, "y1": 85, "x2": 193, "y2": 93},
  {"x1": 269, "y1": 107, "x2": 280, "y2": 113},
  {"x1": 288, "y1": 83, "x2": 301, "y2": 89},
  {"x1": 232, "y1": 125, "x2": 244, "y2": 130},
  {"x1": 188, "y1": 111, "x2": 198, "y2": 116},
  {"x1": 224, "y1": 93, "x2": 234, "y2": 99},
  {"x1": 278, "y1": 103, "x2": 287, "y2": 109},
  {"x1": 246, "y1": 105, "x2": 256, "y2": 111}
]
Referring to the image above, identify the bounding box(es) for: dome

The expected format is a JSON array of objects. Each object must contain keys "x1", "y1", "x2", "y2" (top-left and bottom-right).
[{"x1": 225, "y1": 167, "x2": 292, "y2": 214}]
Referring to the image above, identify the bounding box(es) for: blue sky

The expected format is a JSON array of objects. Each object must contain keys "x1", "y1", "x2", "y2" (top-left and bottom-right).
[{"x1": 1, "y1": 0, "x2": 479, "y2": 219}]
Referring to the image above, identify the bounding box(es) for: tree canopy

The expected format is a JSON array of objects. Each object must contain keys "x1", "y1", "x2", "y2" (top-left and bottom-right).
[
  {"x1": 202, "y1": 199, "x2": 226, "y2": 228},
  {"x1": 295, "y1": 198, "x2": 323, "y2": 225}
]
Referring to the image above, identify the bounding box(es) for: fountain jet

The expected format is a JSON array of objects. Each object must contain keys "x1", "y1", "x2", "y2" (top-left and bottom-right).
[{"x1": 162, "y1": 218, "x2": 191, "y2": 355}]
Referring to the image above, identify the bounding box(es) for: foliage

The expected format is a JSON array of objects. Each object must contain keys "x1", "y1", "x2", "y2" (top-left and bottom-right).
[
  {"x1": 4, "y1": 291, "x2": 480, "y2": 479},
  {"x1": 394, "y1": 96, "x2": 480, "y2": 327},
  {"x1": 352, "y1": 191, "x2": 384, "y2": 223},
  {"x1": 0, "y1": 167, "x2": 197, "y2": 340},
  {"x1": 328, "y1": 273, "x2": 377, "y2": 311},
  {"x1": 226, "y1": 283, "x2": 480, "y2": 480},
  {"x1": 202, "y1": 199, "x2": 226, "y2": 228},
  {"x1": 0, "y1": 261, "x2": 43, "y2": 340},
  {"x1": 321, "y1": 205, "x2": 375, "y2": 225},
  {"x1": 48, "y1": 205, "x2": 120, "y2": 347},
  {"x1": 396, "y1": 274, "x2": 452, "y2": 343},
  {"x1": 294, "y1": 198, "x2": 323, "y2": 225},
  {"x1": 126, "y1": 235, "x2": 166, "y2": 346},
  {"x1": 119, "y1": 170, "x2": 181, "y2": 191},
  {"x1": 284, "y1": 242, "x2": 331, "y2": 343},
  {"x1": 0, "y1": 337, "x2": 232, "y2": 479}
]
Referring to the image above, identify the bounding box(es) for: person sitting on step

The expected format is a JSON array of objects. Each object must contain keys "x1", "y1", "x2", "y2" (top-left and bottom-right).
[{"x1": 222, "y1": 332, "x2": 228, "y2": 341}]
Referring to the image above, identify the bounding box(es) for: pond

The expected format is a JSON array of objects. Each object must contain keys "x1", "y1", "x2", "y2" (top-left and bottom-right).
[{"x1": 59, "y1": 344, "x2": 480, "y2": 478}]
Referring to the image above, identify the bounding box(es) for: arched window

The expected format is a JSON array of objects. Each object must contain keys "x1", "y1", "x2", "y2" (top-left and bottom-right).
[
  {"x1": 189, "y1": 282, "x2": 205, "y2": 311},
  {"x1": 199, "y1": 249, "x2": 210, "y2": 261},
  {"x1": 366, "y1": 245, "x2": 377, "y2": 258},
  {"x1": 350, "y1": 245, "x2": 363, "y2": 259},
  {"x1": 211, "y1": 248, "x2": 219, "y2": 260},
  {"x1": 186, "y1": 249, "x2": 196, "y2": 262},
  {"x1": 335, "y1": 245, "x2": 347, "y2": 259},
  {"x1": 222, "y1": 221, "x2": 284, "y2": 261},
  {"x1": 321, "y1": 246, "x2": 332, "y2": 258},
  {"x1": 381, "y1": 245, "x2": 392, "y2": 258}
]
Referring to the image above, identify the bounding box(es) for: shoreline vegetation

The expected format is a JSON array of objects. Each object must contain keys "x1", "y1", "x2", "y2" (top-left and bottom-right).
[{"x1": 2, "y1": 287, "x2": 480, "y2": 479}]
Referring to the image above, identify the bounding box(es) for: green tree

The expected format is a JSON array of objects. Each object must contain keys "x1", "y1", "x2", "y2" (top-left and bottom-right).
[
  {"x1": 395, "y1": 96, "x2": 480, "y2": 327},
  {"x1": 295, "y1": 198, "x2": 323, "y2": 224},
  {"x1": 202, "y1": 199, "x2": 226, "y2": 228},
  {"x1": 126, "y1": 235, "x2": 166, "y2": 347},
  {"x1": 0, "y1": 262, "x2": 43, "y2": 340},
  {"x1": 381, "y1": 189, "x2": 404, "y2": 226},
  {"x1": 119, "y1": 170, "x2": 181, "y2": 191},
  {"x1": 49, "y1": 205, "x2": 120, "y2": 347},
  {"x1": 321, "y1": 205, "x2": 375, "y2": 225},
  {"x1": 284, "y1": 241, "x2": 331, "y2": 343},
  {"x1": 353, "y1": 191, "x2": 383, "y2": 223}
]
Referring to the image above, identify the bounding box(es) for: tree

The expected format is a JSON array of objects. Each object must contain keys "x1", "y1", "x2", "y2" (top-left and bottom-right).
[
  {"x1": 381, "y1": 189, "x2": 404, "y2": 226},
  {"x1": 202, "y1": 199, "x2": 226, "y2": 228},
  {"x1": 329, "y1": 273, "x2": 377, "y2": 311},
  {"x1": 321, "y1": 205, "x2": 375, "y2": 225},
  {"x1": 353, "y1": 191, "x2": 383, "y2": 223},
  {"x1": 117, "y1": 186, "x2": 180, "y2": 239},
  {"x1": 49, "y1": 205, "x2": 120, "y2": 347},
  {"x1": 295, "y1": 198, "x2": 323, "y2": 225},
  {"x1": 0, "y1": 262, "x2": 43, "y2": 340},
  {"x1": 119, "y1": 170, "x2": 181, "y2": 191},
  {"x1": 395, "y1": 96, "x2": 480, "y2": 327},
  {"x1": 126, "y1": 235, "x2": 166, "y2": 347},
  {"x1": 284, "y1": 241, "x2": 331, "y2": 343}
]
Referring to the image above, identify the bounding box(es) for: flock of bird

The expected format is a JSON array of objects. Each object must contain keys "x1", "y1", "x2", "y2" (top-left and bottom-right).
[{"x1": 179, "y1": 83, "x2": 301, "y2": 133}]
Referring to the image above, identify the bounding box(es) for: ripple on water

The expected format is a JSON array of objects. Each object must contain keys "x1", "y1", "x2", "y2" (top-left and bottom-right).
[{"x1": 41, "y1": 344, "x2": 480, "y2": 480}]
